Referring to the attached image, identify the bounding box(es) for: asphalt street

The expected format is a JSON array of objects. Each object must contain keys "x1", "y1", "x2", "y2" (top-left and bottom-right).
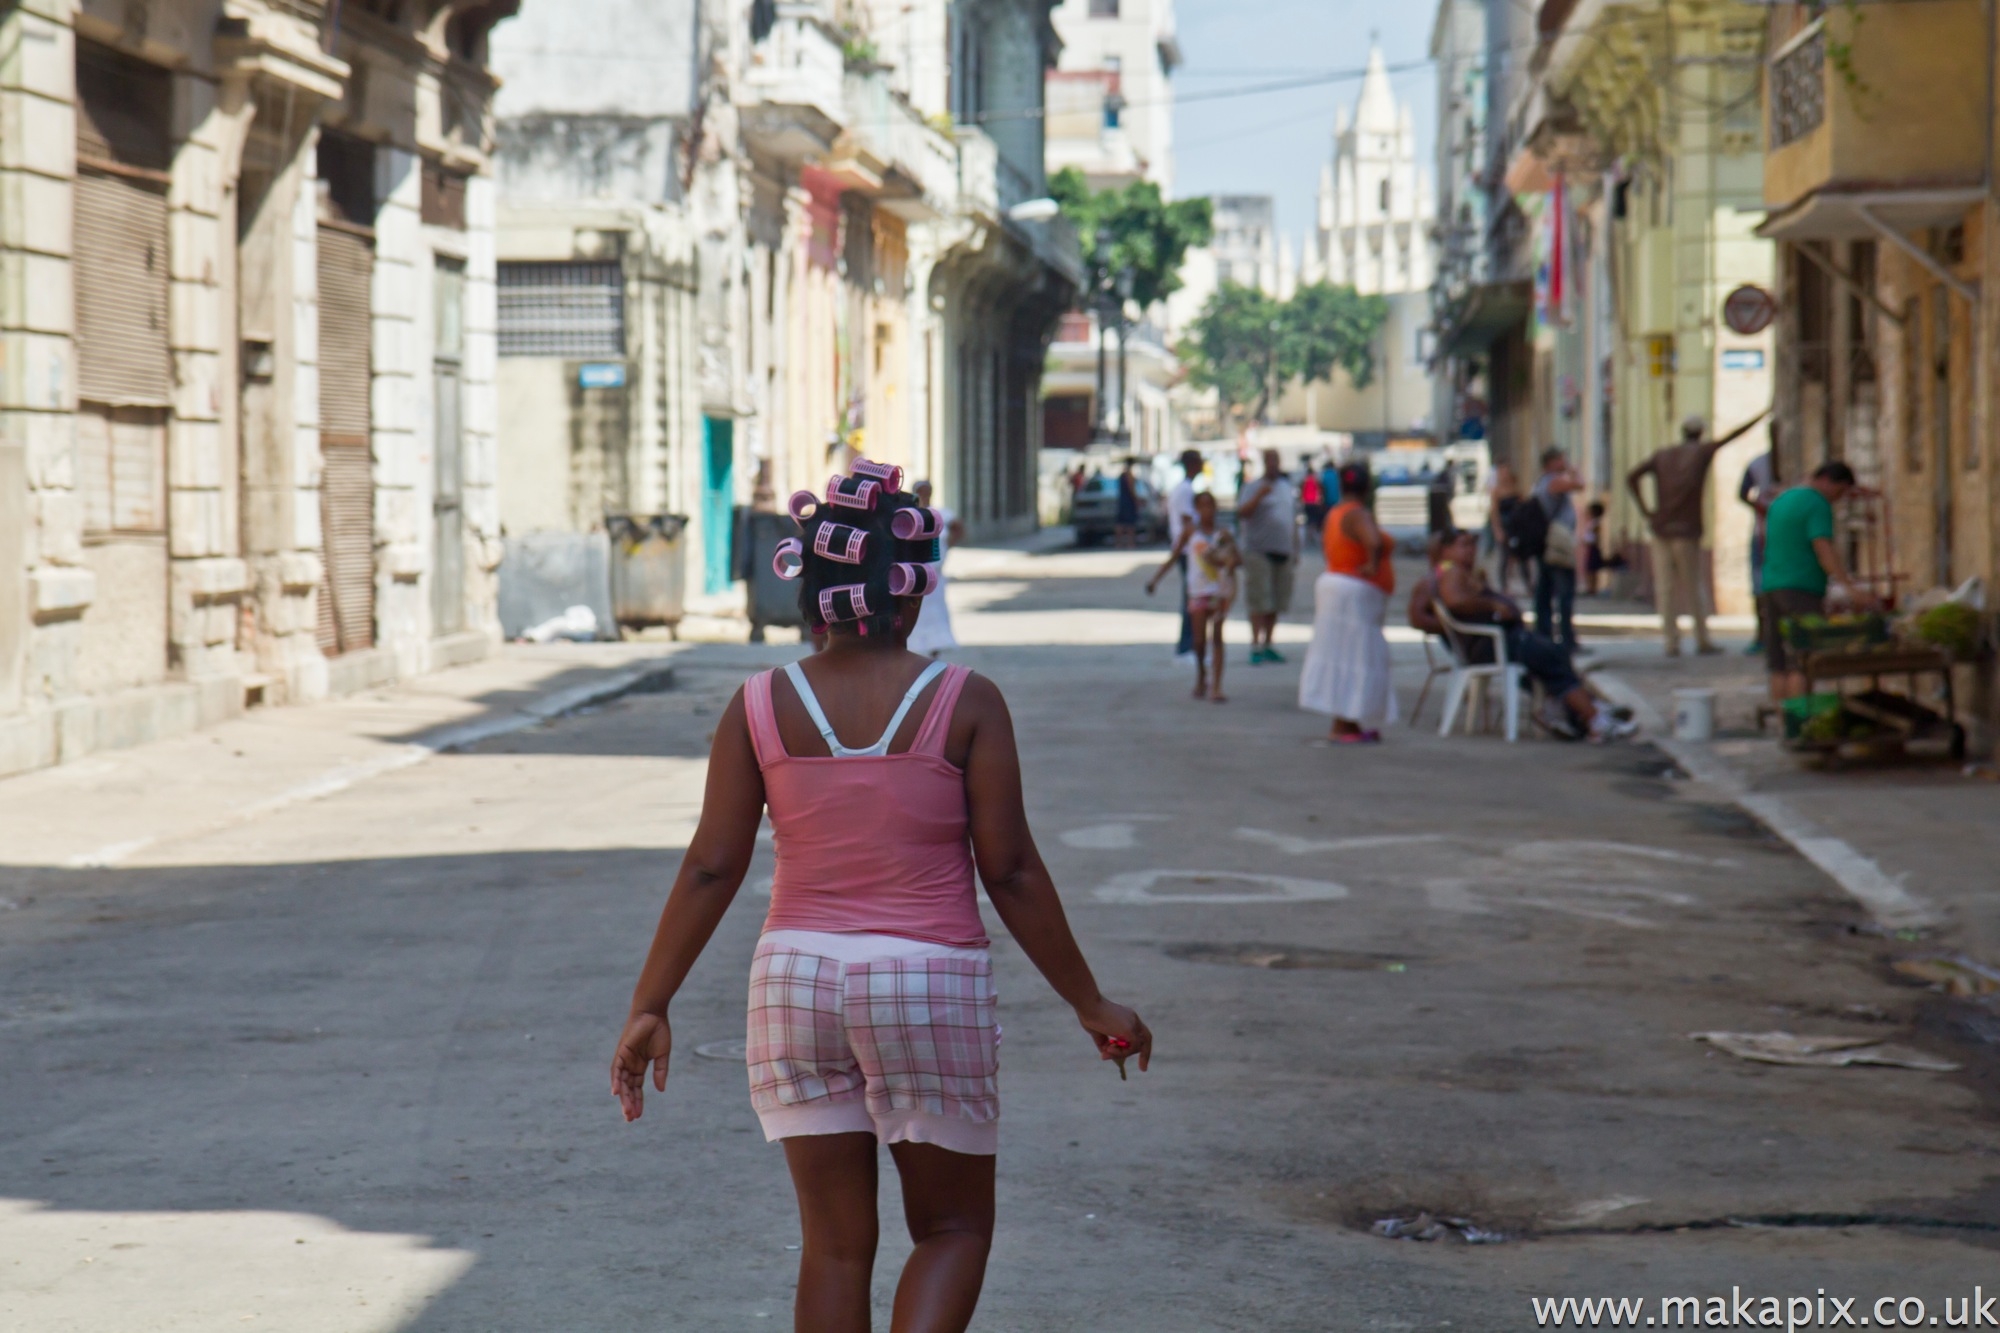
[{"x1": 3, "y1": 546, "x2": 1997, "y2": 1331}]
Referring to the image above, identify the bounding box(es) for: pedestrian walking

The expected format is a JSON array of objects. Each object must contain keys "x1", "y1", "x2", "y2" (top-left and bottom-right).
[
  {"x1": 906, "y1": 479, "x2": 963, "y2": 656},
  {"x1": 1237, "y1": 448, "x2": 1298, "y2": 664},
  {"x1": 1147, "y1": 490, "x2": 1239, "y2": 701},
  {"x1": 1530, "y1": 448, "x2": 1584, "y2": 654},
  {"x1": 1487, "y1": 461, "x2": 1526, "y2": 595},
  {"x1": 1625, "y1": 409, "x2": 1769, "y2": 656},
  {"x1": 1167, "y1": 448, "x2": 1204, "y2": 658},
  {"x1": 1738, "y1": 425, "x2": 1783, "y2": 655},
  {"x1": 1300, "y1": 466, "x2": 1398, "y2": 743},
  {"x1": 1113, "y1": 459, "x2": 1141, "y2": 549},
  {"x1": 1758, "y1": 460, "x2": 1876, "y2": 701},
  {"x1": 1301, "y1": 465, "x2": 1326, "y2": 538},
  {"x1": 610, "y1": 461, "x2": 1152, "y2": 1333}
]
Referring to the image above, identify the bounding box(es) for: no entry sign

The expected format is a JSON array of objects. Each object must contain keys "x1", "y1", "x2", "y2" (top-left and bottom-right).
[{"x1": 1723, "y1": 284, "x2": 1777, "y2": 336}]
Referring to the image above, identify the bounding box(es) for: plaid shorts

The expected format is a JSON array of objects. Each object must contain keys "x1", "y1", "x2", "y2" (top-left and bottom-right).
[{"x1": 747, "y1": 931, "x2": 1001, "y2": 1155}]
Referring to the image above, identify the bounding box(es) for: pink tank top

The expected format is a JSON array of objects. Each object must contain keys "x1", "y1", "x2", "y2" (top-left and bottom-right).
[{"x1": 744, "y1": 662, "x2": 986, "y2": 948}]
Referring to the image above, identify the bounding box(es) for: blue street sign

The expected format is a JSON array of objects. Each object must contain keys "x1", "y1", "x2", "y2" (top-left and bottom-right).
[{"x1": 579, "y1": 362, "x2": 627, "y2": 389}]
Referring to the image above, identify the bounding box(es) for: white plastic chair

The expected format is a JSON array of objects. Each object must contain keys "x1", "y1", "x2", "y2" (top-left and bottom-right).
[
  {"x1": 1432, "y1": 599, "x2": 1525, "y2": 742},
  {"x1": 1407, "y1": 633, "x2": 1453, "y2": 728}
]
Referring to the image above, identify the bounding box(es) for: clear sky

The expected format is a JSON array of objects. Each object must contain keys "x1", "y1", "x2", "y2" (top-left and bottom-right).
[{"x1": 1170, "y1": 0, "x2": 1438, "y2": 249}]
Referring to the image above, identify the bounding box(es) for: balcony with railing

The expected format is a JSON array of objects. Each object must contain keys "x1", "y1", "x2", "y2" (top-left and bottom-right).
[
  {"x1": 837, "y1": 72, "x2": 958, "y2": 219},
  {"x1": 741, "y1": 4, "x2": 848, "y2": 163},
  {"x1": 1763, "y1": 1, "x2": 1984, "y2": 224}
]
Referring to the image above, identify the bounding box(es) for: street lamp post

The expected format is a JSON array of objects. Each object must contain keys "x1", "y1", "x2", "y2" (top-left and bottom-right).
[{"x1": 1114, "y1": 264, "x2": 1134, "y2": 443}]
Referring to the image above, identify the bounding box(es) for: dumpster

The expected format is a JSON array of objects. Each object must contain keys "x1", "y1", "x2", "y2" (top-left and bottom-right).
[
  {"x1": 607, "y1": 513, "x2": 689, "y2": 638},
  {"x1": 740, "y1": 507, "x2": 805, "y2": 642}
]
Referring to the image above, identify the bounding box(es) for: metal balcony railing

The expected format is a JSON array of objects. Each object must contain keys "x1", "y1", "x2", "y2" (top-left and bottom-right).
[{"x1": 1770, "y1": 23, "x2": 1826, "y2": 149}]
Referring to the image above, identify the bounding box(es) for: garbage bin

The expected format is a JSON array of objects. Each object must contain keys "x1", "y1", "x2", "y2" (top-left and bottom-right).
[
  {"x1": 607, "y1": 514, "x2": 688, "y2": 638},
  {"x1": 741, "y1": 508, "x2": 805, "y2": 642}
]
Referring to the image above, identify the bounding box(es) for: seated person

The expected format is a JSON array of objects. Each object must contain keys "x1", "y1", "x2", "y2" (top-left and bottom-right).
[
  {"x1": 1433, "y1": 528, "x2": 1636, "y2": 742},
  {"x1": 1407, "y1": 531, "x2": 1450, "y2": 637}
]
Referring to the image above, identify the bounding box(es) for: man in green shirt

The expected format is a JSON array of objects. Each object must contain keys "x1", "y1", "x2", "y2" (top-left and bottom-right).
[{"x1": 1759, "y1": 461, "x2": 1876, "y2": 699}]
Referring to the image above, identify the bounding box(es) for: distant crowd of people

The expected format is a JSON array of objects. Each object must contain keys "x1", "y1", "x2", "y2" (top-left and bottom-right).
[{"x1": 1110, "y1": 411, "x2": 1852, "y2": 740}]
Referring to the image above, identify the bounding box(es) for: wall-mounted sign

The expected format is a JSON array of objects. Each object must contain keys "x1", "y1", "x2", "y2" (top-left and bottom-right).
[
  {"x1": 578, "y1": 362, "x2": 627, "y2": 389},
  {"x1": 1720, "y1": 348, "x2": 1766, "y2": 371},
  {"x1": 1722, "y1": 284, "x2": 1777, "y2": 336}
]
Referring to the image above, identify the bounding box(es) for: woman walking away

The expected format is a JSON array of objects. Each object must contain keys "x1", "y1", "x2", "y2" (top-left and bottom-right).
[
  {"x1": 1146, "y1": 490, "x2": 1239, "y2": 701},
  {"x1": 1301, "y1": 465, "x2": 1398, "y2": 743},
  {"x1": 611, "y1": 461, "x2": 1151, "y2": 1333},
  {"x1": 1487, "y1": 461, "x2": 1525, "y2": 595}
]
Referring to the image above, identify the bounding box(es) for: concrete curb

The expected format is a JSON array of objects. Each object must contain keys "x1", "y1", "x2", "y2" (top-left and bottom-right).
[
  {"x1": 1593, "y1": 670, "x2": 1941, "y2": 931},
  {"x1": 68, "y1": 659, "x2": 677, "y2": 870}
]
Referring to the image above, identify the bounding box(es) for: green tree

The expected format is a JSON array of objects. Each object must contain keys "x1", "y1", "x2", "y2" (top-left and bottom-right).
[
  {"x1": 1180, "y1": 280, "x2": 1390, "y2": 424},
  {"x1": 1180, "y1": 282, "x2": 1285, "y2": 422},
  {"x1": 1282, "y1": 281, "x2": 1390, "y2": 390},
  {"x1": 1049, "y1": 167, "x2": 1213, "y2": 310}
]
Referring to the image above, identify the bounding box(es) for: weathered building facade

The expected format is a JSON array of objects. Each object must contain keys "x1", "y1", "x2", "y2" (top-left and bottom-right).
[
  {"x1": 488, "y1": 0, "x2": 1075, "y2": 598},
  {"x1": 0, "y1": 0, "x2": 508, "y2": 780}
]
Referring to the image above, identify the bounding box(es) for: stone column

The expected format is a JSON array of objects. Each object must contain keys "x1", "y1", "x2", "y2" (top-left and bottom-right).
[{"x1": 0, "y1": 0, "x2": 85, "y2": 767}]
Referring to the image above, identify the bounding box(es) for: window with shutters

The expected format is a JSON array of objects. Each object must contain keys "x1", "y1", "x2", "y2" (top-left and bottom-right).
[
  {"x1": 497, "y1": 262, "x2": 625, "y2": 357},
  {"x1": 75, "y1": 41, "x2": 173, "y2": 536},
  {"x1": 421, "y1": 159, "x2": 468, "y2": 229}
]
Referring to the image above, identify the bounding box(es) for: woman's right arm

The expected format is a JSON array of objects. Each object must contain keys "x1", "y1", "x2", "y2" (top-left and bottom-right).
[
  {"x1": 1343, "y1": 505, "x2": 1383, "y2": 581},
  {"x1": 611, "y1": 687, "x2": 767, "y2": 1122},
  {"x1": 960, "y1": 676, "x2": 1152, "y2": 1074}
]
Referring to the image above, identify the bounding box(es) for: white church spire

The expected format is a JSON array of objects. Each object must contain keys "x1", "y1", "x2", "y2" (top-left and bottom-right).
[{"x1": 1313, "y1": 41, "x2": 1434, "y2": 298}]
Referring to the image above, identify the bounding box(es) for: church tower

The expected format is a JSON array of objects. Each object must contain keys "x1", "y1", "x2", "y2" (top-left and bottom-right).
[{"x1": 1313, "y1": 47, "x2": 1436, "y2": 297}]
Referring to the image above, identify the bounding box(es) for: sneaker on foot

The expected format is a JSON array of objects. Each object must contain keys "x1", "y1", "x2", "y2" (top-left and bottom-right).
[
  {"x1": 1536, "y1": 699, "x2": 1581, "y2": 740},
  {"x1": 1264, "y1": 647, "x2": 1286, "y2": 663}
]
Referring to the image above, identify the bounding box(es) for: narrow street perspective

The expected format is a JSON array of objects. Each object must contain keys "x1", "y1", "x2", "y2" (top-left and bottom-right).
[
  {"x1": 5, "y1": 0, "x2": 2000, "y2": 1329},
  {"x1": 5, "y1": 544, "x2": 2000, "y2": 1331}
]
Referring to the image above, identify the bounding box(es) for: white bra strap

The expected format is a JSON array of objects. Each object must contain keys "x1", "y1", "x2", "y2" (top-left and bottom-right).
[
  {"x1": 782, "y1": 661, "x2": 846, "y2": 753},
  {"x1": 872, "y1": 659, "x2": 948, "y2": 755},
  {"x1": 782, "y1": 659, "x2": 947, "y2": 758}
]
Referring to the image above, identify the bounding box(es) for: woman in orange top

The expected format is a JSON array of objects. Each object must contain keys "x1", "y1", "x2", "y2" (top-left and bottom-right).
[{"x1": 1299, "y1": 466, "x2": 1399, "y2": 742}]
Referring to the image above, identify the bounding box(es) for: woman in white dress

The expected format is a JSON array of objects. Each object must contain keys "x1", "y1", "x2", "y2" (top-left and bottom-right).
[
  {"x1": 905, "y1": 480, "x2": 963, "y2": 656},
  {"x1": 1299, "y1": 467, "x2": 1398, "y2": 743}
]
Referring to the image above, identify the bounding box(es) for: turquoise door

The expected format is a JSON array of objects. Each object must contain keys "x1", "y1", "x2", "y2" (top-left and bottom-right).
[{"x1": 702, "y1": 416, "x2": 734, "y2": 595}]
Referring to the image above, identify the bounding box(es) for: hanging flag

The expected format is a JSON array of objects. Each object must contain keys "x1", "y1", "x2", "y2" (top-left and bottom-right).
[{"x1": 1535, "y1": 173, "x2": 1569, "y2": 327}]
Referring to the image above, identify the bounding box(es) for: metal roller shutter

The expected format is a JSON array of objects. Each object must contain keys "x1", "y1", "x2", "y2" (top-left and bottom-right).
[
  {"x1": 318, "y1": 226, "x2": 374, "y2": 436},
  {"x1": 74, "y1": 169, "x2": 172, "y2": 406},
  {"x1": 320, "y1": 443, "x2": 376, "y2": 655},
  {"x1": 317, "y1": 224, "x2": 376, "y2": 655}
]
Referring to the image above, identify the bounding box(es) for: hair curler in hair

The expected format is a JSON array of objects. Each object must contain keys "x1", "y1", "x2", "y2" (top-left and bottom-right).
[
  {"x1": 772, "y1": 537, "x2": 805, "y2": 581},
  {"x1": 817, "y1": 583, "x2": 872, "y2": 624},
  {"x1": 849, "y1": 457, "x2": 905, "y2": 492},
  {"x1": 788, "y1": 490, "x2": 820, "y2": 523},
  {"x1": 890, "y1": 506, "x2": 944, "y2": 542},
  {"x1": 812, "y1": 522, "x2": 869, "y2": 564},
  {"x1": 825, "y1": 475, "x2": 880, "y2": 511},
  {"x1": 888, "y1": 561, "x2": 942, "y2": 598}
]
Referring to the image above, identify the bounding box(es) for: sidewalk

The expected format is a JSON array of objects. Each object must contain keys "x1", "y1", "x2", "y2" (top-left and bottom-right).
[
  {"x1": 1593, "y1": 636, "x2": 2000, "y2": 963},
  {"x1": 0, "y1": 643, "x2": 680, "y2": 872}
]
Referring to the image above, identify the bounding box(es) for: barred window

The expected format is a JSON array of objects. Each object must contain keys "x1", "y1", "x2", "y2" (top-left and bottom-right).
[{"x1": 497, "y1": 261, "x2": 625, "y2": 357}]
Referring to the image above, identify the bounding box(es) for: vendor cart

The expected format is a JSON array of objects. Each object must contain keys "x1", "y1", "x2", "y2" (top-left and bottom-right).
[{"x1": 1782, "y1": 643, "x2": 1965, "y2": 765}]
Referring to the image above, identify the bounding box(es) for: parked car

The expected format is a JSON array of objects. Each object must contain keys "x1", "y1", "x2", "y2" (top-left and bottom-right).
[{"x1": 1071, "y1": 472, "x2": 1169, "y2": 545}]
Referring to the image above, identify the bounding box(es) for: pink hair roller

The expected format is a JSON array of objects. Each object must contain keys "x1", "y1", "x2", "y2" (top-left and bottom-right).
[
  {"x1": 817, "y1": 584, "x2": 872, "y2": 623},
  {"x1": 787, "y1": 490, "x2": 820, "y2": 523},
  {"x1": 826, "y1": 474, "x2": 880, "y2": 511},
  {"x1": 888, "y1": 562, "x2": 942, "y2": 597},
  {"x1": 812, "y1": 522, "x2": 868, "y2": 564},
  {"x1": 890, "y1": 506, "x2": 944, "y2": 542},
  {"x1": 772, "y1": 537, "x2": 805, "y2": 581},
  {"x1": 850, "y1": 457, "x2": 905, "y2": 492}
]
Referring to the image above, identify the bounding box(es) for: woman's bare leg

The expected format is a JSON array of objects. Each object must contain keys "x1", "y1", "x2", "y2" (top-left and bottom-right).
[
  {"x1": 1208, "y1": 603, "x2": 1228, "y2": 702},
  {"x1": 887, "y1": 1142, "x2": 995, "y2": 1333},
  {"x1": 1189, "y1": 605, "x2": 1211, "y2": 697},
  {"x1": 783, "y1": 1133, "x2": 881, "y2": 1333}
]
